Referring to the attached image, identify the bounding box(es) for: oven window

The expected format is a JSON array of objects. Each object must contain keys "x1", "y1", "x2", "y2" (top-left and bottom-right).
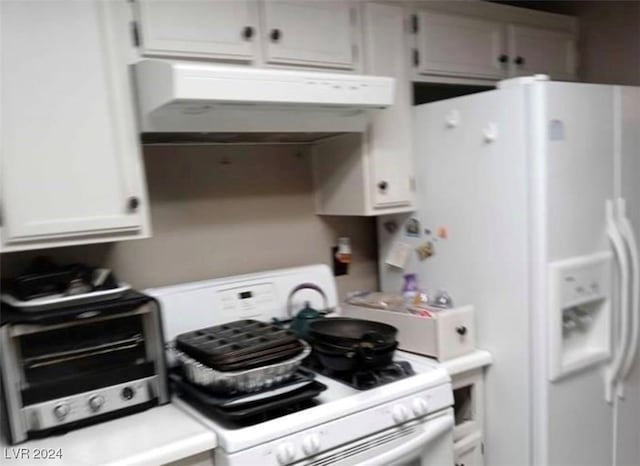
[{"x1": 19, "y1": 314, "x2": 147, "y2": 386}]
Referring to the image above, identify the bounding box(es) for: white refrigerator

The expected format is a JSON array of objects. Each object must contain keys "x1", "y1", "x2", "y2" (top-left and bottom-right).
[{"x1": 378, "y1": 76, "x2": 640, "y2": 466}]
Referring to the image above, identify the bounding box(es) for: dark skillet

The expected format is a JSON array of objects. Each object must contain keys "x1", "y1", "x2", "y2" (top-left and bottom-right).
[
  {"x1": 312, "y1": 340, "x2": 398, "y2": 372},
  {"x1": 308, "y1": 318, "x2": 397, "y2": 348}
]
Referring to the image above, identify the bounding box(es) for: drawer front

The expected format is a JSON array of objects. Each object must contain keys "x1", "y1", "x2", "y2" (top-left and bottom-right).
[
  {"x1": 437, "y1": 308, "x2": 475, "y2": 360},
  {"x1": 454, "y1": 431, "x2": 484, "y2": 466}
]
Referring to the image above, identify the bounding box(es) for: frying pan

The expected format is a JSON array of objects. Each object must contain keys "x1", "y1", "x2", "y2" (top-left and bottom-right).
[
  {"x1": 308, "y1": 318, "x2": 397, "y2": 348},
  {"x1": 312, "y1": 340, "x2": 398, "y2": 372}
]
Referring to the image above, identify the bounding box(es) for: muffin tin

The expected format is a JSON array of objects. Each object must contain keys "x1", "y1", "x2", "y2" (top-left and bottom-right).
[{"x1": 176, "y1": 319, "x2": 301, "y2": 370}]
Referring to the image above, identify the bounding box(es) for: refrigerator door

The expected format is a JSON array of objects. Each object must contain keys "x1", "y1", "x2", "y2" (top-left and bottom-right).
[
  {"x1": 542, "y1": 82, "x2": 616, "y2": 466},
  {"x1": 380, "y1": 84, "x2": 532, "y2": 466},
  {"x1": 613, "y1": 85, "x2": 640, "y2": 466}
]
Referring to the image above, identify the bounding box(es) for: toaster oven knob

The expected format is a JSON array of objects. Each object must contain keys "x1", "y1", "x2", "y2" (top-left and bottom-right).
[
  {"x1": 412, "y1": 398, "x2": 429, "y2": 417},
  {"x1": 302, "y1": 433, "x2": 321, "y2": 455},
  {"x1": 121, "y1": 386, "x2": 135, "y2": 400},
  {"x1": 88, "y1": 395, "x2": 105, "y2": 412},
  {"x1": 275, "y1": 442, "x2": 296, "y2": 465},
  {"x1": 53, "y1": 403, "x2": 70, "y2": 421},
  {"x1": 391, "y1": 404, "x2": 411, "y2": 424}
]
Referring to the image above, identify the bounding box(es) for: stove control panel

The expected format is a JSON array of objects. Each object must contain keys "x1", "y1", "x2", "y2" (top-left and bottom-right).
[
  {"x1": 218, "y1": 283, "x2": 277, "y2": 319},
  {"x1": 236, "y1": 382, "x2": 453, "y2": 465}
]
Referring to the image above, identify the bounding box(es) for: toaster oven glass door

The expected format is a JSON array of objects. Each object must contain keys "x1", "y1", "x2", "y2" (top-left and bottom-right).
[{"x1": 17, "y1": 313, "x2": 154, "y2": 404}]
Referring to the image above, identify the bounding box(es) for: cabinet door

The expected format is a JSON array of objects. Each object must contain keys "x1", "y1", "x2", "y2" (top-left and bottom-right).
[
  {"x1": 364, "y1": 2, "x2": 414, "y2": 208},
  {"x1": 1, "y1": 1, "x2": 147, "y2": 245},
  {"x1": 416, "y1": 11, "x2": 506, "y2": 79},
  {"x1": 136, "y1": 0, "x2": 258, "y2": 61},
  {"x1": 508, "y1": 25, "x2": 576, "y2": 80},
  {"x1": 262, "y1": 1, "x2": 356, "y2": 69},
  {"x1": 454, "y1": 431, "x2": 484, "y2": 466}
]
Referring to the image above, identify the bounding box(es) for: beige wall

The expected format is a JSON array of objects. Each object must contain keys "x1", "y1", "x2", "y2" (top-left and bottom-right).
[
  {"x1": 573, "y1": 0, "x2": 640, "y2": 85},
  {"x1": 1, "y1": 145, "x2": 378, "y2": 299}
]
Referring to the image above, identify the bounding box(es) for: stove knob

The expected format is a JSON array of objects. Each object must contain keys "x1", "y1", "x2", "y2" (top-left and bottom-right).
[
  {"x1": 88, "y1": 395, "x2": 105, "y2": 412},
  {"x1": 275, "y1": 442, "x2": 296, "y2": 465},
  {"x1": 53, "y1": 403, "x2": 70, "y2": 421},
  {"x1": 391, "y1": 404, "x2": 411, "y2": 424},
  {"x1": 302, "y1": 433, "x2": 321, "y2": 456},
  {"x1": 412, "y1": 398, "x2": 429, "y2": 417}
]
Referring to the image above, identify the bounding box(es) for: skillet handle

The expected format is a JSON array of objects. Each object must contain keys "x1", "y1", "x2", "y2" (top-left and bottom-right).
[
  {"x1": 361, "y1": 331, "x2": 387, "y2": 345},
  {"x1": 356, "y1": 345, "x2": 375, "y2": 363}
]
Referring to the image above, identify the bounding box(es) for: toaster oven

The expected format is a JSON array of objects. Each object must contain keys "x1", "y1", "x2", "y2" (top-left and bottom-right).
[{"x1": 0, "y1": 292, "x2": 169, "y2": 444}]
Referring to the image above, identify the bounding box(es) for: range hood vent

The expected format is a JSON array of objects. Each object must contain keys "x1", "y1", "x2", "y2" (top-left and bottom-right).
[
  {"x1": 141, "y1": 132, "x2": 347, "y2": 145},
  {"x1": 134, "y1": 60, "x2": 395, "y2": 141}
]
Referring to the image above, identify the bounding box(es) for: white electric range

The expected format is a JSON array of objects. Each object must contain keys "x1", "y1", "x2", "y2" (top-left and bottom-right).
[{"x1": 146, "y1": 265, "x2": 454, "y2": 466}]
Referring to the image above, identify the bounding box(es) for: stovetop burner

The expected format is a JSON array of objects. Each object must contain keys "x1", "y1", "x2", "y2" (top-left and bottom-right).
[{"x1": 304, "y1": 355, "x2": 415, "y2": 390}]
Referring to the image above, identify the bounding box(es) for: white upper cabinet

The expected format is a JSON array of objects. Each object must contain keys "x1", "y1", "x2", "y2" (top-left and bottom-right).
[
  {"x1": 415, "y1": 11, "x2": 506, "y2": 79},
  {"x1": 508, "y1": 25, "x2": 576, "y2": 80},
  {"x1": 135, "y1": 0, "x2": 259, "y2": 62},
  {"x1": 365, "y1": 3, "x2": 414, "y2": 209},
  {"x1": 313, "y1": 2, "x2": 413, "y2": 216},
  {"x1": 133, "y1": 0, "x2": 360, "y2": 71},
  {"x1": 0, "y1": 1, "x2": 150, "y2": 251},
  {"x1": 261, "y1": 0, "x2": 357, "y2": 70},
  {"x1": 411, "y1": 2, "x2": 577, "y2": 83}
]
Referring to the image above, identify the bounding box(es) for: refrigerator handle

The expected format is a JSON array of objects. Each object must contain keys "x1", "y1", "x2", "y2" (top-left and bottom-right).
[
  {"x1": 617, "y1": 198, "x2": 639, "y2": 396},
  {"x1": 605, "y1": 200, "x2": 631, "y2": 403}
]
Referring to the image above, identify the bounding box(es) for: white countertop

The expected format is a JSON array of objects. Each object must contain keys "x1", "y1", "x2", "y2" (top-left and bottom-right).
[
  {"x1": 0, "y1": 351, "x2": 491, "y2": 466},
  {"x1": 399, "y1": 349, "x2": 492, "y2": 377},
  {"x1": 437, "y1": 349, "x2": 493, "y2": 376},
  {"x1": 1, "y1": 404, "x2": 217, "y2": 466}
]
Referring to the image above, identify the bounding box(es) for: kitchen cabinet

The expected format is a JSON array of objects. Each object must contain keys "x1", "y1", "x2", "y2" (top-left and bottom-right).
[
  {"x1": 261, "y1": 1, "x2": 358, "y2": 70},
  {"x1": 508, "y1": 25, "x2": 576, "y2": 80},
  {"x1": 133, "y1": 0, "x2": 360, "y2": 71},
  {"x1": 0, "y1": 1, "x2": 150, "y2": 252},
  {"x1": 411, "y1": 2, "x2": 577, "y2": 83},
  {"x1": 313, "y1": 2, "x2": 414, "y2": 215},
  {"x1": 135, "y1": 0, "x2": 259, "y2": 62},
  {"x1": 414, "y1": 11, "x2": 506, "y2": 80},
  {"x1": 454, "y1": 431, "x2": 484, "y2": 466}
]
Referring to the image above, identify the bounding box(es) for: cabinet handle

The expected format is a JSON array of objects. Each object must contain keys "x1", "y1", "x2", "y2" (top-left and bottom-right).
[
  {"x1": 242, "y1": 26, "x2": 254, "y2": 40},
  {"x1": 127, "y1": 196, "x2": 140, "y2": 212},
  {"x1": 377, "y1": 181, "x2": 388, "y2": 192},
  {"x1": 269, "y1": 29, "x2": 281, "y2": 42},
  {"x1": 514, "y1": 56, "x2": 525, "y2": 66},
  {"x1": 456, "y1": 326, "x2": 468, "y2": 336},
  {"x1": 498, "y1": 54, "x2": 508, "y2": 64}
]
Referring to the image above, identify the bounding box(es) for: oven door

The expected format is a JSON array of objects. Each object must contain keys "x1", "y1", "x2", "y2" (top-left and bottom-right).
[{"x1": 302, "y1": 409, "x2": 454, "y2": 466}]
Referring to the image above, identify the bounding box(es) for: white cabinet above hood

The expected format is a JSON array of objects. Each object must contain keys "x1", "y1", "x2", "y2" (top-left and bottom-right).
[{"x1": 134, "y1": 60, "x2": 395, "y2": 143}]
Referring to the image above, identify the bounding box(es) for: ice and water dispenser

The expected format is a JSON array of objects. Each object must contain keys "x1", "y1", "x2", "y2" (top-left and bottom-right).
[{"x1": 548, "y1": 252, "x2": 613, "y2": 381}]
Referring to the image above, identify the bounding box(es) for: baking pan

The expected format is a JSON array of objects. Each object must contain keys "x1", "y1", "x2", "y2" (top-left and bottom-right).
[
  {"x1": 173, "y1": 340, "x2": 311, "y2": 393},
  {"x1": 173, "y1": 374, "x2": 326, "y2": 422},
  {"x1": 208, "y1": 345, "x2": 303, "y2": 372},
  {"x1": 175, "y1": 320, "x2": 299, "y2": 367},
  {"x1": 169, "y1": 368, "x2": 316, "y2": 408}
]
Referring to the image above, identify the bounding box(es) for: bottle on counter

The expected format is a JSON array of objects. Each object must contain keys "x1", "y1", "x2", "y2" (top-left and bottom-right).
[{"x1": 401, "y1": 273, "x2": 419, "y2": 306}]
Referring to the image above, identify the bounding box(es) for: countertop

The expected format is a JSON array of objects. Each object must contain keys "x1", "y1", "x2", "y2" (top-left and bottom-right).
[
  {"x1": 436, "y1": 349, "x2": 493, "y2": 376},
  {"x1": 1, "y1": 404, "x2": 217, "y2": 466},
  {"x1": 0, "y1": 353, "x2": 491, "y2": 466}
]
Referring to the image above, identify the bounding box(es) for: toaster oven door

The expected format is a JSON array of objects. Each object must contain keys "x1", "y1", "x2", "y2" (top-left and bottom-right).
[{"x1": 16, "y1": 311, "x2": 157, "y2": 404}]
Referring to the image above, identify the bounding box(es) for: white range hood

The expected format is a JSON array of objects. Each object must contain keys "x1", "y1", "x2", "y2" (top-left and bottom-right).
[{"x1": 134, "y1": 60, "x2": 395, "y2": 143}]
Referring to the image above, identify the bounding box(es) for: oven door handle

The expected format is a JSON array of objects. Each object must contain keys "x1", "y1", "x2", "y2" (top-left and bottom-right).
[{"x1": 357, "y1": 412, "x2": 454, "y2": 466}]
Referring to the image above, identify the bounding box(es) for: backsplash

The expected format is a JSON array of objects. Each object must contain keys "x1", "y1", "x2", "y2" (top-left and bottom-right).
[{"x1": 1, "y1": 144, "x2": 378, "y2": 299}]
